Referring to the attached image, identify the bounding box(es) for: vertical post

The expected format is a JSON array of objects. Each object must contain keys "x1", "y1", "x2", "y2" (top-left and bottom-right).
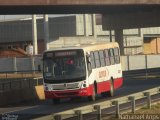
[
  {"x1": 129, "y1": 96, "x2": 135, "y2": 113},
  {"x1": 83, "y1": 14, "x2": 89, "y2": 37},
  {"x1": 13, "y1": 57, "x2": 17, "y2": 73},
  {"x1": 94, "y1": 105, "x2": 101, "y2": 120},
  {"x1": 115, "y1": 29, "x2": 124, "y2": 55},
  {"x1": 145, "y1": 55, "x2": 148, "y2": 79},
  {"x1": 112, "y1": 101, "x2": 120, "y2": 118},
  {"x1": 54, "y1": 115, "x2": 62, "y2": 120},
  {"x1": 156, "y1": 38, "x2": 158, "y2": 54},
  {"x1": 127, "y1": 55, "x2": 130, "y2": 71},
  {"x1": 109, "y1": 30, "x2": 112, "y2": 42},
  {"x1": 91, "y1": 14, "x2": 97, "y2": 38},
  {"x1": 144, "y1": 92, "x2": 151, "y2": 109},
  {"x1": 43, "y1": 14, "x2": 50, "y2": 50},
  {"x1": 75, "y1": 110, "x2": 83, "y2": 120},
  {"x1": 32, "y1": 15, "x2": 38, "y2": 55},
  {"x1": 31, "y1": 57, "x2": 35, "y2": 74},
  {"x1": 83, "y1": 14, "x2": 86, "y2": 36}
]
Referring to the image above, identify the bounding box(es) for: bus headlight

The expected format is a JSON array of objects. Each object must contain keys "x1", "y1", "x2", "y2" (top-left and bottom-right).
[
  {"x1": 83, "y1": 84, "x2": 86, "y2": 88},
  {"x1": 44, "y1": 86, "x2": 48, "y2": 91}
]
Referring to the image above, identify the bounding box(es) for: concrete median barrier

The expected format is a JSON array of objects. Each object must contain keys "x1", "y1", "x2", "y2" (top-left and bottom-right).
[
  {"x1": 0, "y1": 85, "x2": 45, "y2": 106},
  {"x1": 35, "y1": 85, "x2": 45, "y2": 100}
]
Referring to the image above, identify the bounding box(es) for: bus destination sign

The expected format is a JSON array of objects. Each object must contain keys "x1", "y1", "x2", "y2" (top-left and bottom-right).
[{"x1": 55, "y1": 51, "x2": 77, "y2": 57}]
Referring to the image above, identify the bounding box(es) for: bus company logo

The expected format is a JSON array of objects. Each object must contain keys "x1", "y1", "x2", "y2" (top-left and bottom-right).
[{"x1": 99, "y1": 70, "x2": 109, "y2": 78}]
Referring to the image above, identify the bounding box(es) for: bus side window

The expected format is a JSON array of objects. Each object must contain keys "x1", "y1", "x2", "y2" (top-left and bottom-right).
[
  {"x1": 104, "y1": 49, "x2": 111, "y2": 66},
  {"x1": 90, "y1": 52, "x2": 96, "y2": 69},
  {"x1": 109, "y1": 48, "x2": 115, "y2": 65},
  {"x1": 114, "y1": 47, "x2": 120, "y2": 64},
  {"x1": 99, "y1": 50, "x2": 106, "y2": 67},
  {"x1": 94, "y1": 51, "x2": 101, "y2": 68}
]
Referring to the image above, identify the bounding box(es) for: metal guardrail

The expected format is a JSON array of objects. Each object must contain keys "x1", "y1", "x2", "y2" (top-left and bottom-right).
[{"x1": 34, "y1": 86, "x2": 160, "y2": 120}]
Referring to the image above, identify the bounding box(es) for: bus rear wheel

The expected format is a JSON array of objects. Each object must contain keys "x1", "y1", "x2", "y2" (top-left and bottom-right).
[
  {"x1": 88, "y1": 85, "x2": 96, "y2": 101},
  {"x1": 52, "y1": 98, "x2": 60, "y2": 104}
]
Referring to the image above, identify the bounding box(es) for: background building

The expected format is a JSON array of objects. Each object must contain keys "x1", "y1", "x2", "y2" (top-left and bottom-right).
[{"x1": 0, "y1": 14, "x2": 160, "y2": 56}]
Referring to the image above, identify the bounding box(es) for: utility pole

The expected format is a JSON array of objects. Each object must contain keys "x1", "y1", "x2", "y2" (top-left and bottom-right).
[
  {"x1": 43, "y1": 14, "x2": 49, "y2": 50},
  {"x1": 32, "y1": 15, "x2": 38, "y2": 55}
]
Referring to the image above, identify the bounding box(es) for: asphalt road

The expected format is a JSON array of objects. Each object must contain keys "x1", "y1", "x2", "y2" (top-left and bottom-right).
[{"x1": 0, "y1": 76, "x2": 160, "y2": 120}]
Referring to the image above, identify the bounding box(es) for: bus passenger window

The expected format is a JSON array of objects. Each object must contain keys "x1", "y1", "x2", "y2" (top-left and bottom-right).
[
  {"x1": 109, "y1": 48, "x2": 115, "y2": 65},
  {"x1": 114, "y1": 47, "x2": 120, "y2": 64},
  {"x1": 90, "y1": 52, "x2": 96, "y2": 69},
  {"x1": 104, "y1": 49, "x2": 111, "y2": 66},
  {"x1": 99, "y1": 50, "x2": 106, "y2": 67},
  {"x1": 94, "y1": 51, "x2": 100, "y2": 68}
]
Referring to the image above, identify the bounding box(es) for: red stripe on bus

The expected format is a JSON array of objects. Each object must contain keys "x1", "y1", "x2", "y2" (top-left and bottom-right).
[
  {"x1": 44, "y1": 77, "x2": 123, "y2": 99},
  {"x1": 96, "y1": 77, "x2": 123, "y2": 94}
]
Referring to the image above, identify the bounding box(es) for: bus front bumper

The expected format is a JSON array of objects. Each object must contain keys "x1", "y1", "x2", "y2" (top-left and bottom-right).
[{"x1": 44, "y1": 86, "x2": 93, "y2": 99}]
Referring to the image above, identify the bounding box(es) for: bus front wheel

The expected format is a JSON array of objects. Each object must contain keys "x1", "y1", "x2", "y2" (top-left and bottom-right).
[
  {"x1": 108, "y1": 80, "x2": 114, "y2": 97},
  {"x1": 88, "y1": 85, "x2": 96, "y2": 101}
]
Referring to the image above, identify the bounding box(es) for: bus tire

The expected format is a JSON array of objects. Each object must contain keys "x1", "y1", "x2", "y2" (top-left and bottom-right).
[
  {"x1": 88, "y1": 85, "x2": 96, "y2": 101},
  {"x1": 52, "y1": 98, "x2": 60, "y2": 104},
  {"x1": 108, "y1": 79, "x2": 114, "y2": 97}
]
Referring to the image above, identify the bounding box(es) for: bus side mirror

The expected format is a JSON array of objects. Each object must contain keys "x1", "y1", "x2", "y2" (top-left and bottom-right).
[
  {"x1": 86, "y1": 54, "x2": 92, "y2": 73},
  {"x1": 86, "y1": 54, "x2": 91, "y2": 63},
  {"x1": 87, "y1": 57, "x2": 91, "y2": 63}
]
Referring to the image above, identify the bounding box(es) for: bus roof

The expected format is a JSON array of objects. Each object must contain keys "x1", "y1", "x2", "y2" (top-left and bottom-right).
[{"x1": 44, "y1": 42, "x2": 119, "y2": 53}]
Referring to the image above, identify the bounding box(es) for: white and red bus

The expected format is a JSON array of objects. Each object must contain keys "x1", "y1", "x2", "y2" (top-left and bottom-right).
[{"x1": 42, "y1": 42, "x2": 123, "y2": 104}]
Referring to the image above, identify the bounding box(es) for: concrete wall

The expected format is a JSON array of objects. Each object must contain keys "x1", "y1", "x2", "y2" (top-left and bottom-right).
[
  {"x1": 121, "y1": 55, "x2": 160, "y2": 71},
  {"x1": 0, "y1": 78, "x2": 44, "y2": 106},
  {"x1": 0, "y1": 85, "x2": 45, "y2": 106}
]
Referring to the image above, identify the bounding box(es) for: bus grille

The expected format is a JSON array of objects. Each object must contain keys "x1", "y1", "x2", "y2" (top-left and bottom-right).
[
  {"x1": 52, "y1": 82, "x2": 80, "y2": 90},
  {"x1": 56, "y1": 92, "x2": 78, "y2": 96}
]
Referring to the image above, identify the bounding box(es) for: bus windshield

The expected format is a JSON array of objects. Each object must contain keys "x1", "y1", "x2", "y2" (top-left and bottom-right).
[{"x1": 43, "y1": 50, "x2": 86, "y2": 81}]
